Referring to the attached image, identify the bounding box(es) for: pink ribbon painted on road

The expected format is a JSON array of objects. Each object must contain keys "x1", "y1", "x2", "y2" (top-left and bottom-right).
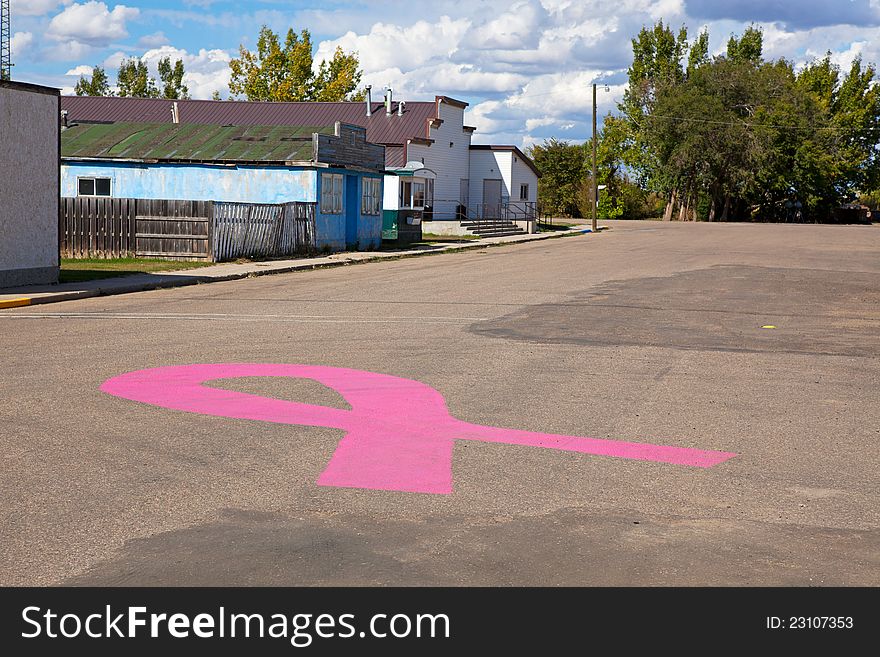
[{"x1": 101, "y1": 364, "x2": 736, "y2": 495}]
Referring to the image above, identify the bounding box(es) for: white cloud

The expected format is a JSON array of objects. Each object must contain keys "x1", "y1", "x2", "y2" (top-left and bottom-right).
[
  {"x1": 314, "y1": 17, "x2": 471, "y2": 75},
  {"x1": 10, "y1": 32, "x2": 34, "y2": 57},
  {"x1": 10, "y1": 0, "x2": 71, "y2": 17},
  {"x1": 138, "y1": 32, "x2": 170, "y2": 48},
  {"x1": 65, "y1": 64, "x2": 94, "y2": 76},
  {"x1": 139, "y1": 46, "x2": 233, "y2": 99},
  {"x1": 47, "y1": 2, "x2": 139, "y2": 46}
]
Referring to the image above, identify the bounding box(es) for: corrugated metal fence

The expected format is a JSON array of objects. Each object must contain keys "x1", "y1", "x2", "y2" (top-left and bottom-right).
[{"x1": 60, "y1": 197, "x2": 316, "y2": 261}]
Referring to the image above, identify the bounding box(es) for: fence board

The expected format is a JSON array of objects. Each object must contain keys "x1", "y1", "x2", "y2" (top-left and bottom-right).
[{"x1": 61, "y1": 197, "x2": 315, "y2": 261}]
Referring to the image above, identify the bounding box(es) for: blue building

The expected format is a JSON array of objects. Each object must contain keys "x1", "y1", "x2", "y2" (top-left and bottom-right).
[{"x1": 61, "y1": 121, "x2": 386, "y2": 251}]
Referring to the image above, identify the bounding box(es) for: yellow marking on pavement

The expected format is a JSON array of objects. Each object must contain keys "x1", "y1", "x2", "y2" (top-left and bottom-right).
[
  {"x1": 0, "y1": 298, "x2": 31, "y2": 309},
  {"x1": 761, "y1": 325, "x2": 777, "y2": 329}
]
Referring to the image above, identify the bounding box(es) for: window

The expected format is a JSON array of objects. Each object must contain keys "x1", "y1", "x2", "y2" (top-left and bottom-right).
[
  {"x1": 520, "y1": 183, "x2": 529, "y2": 200},
  {"x1": 400, "y1": 180, "x2": 412, "y2": 208},
  {"x1": 361, "y1": 177, "x2": 381, "y2": 215},
  {"x1": 425, "y1": 179, "x2": 434, "y2": 208},
  {"x1": 413, "y1": 181, "x2": 425, "y2": 207},
  {"x1": 321, "y1": 173, "x2": 343, "y2": 214},
  {"x1": 78, "y1": 177, "x2": 111, "y2": 197}
]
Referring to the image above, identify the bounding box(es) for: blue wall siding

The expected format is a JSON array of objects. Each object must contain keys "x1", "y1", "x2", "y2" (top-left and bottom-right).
[
  {"x1": 61, "y1": 161, "x2": 316, "y2": 204},
  {"x1": 62, "y1": 161, "x2": 383, "y2": 251},
  {"x1": 315, "y1": 169, "x2": 383, "y2": 251}
]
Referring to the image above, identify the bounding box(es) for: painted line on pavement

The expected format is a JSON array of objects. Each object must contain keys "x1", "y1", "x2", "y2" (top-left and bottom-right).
[
  {"x1": 0, "y1": 311, "x2": 486, "y2": 324},
  {"x1": 0, "y1": 298, "x2": 32, "y2": 309}
]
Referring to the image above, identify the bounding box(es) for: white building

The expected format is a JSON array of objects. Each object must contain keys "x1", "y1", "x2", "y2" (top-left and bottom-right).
[{"x1": 60, "y1": 92, "x2": 540, "y2": 238}]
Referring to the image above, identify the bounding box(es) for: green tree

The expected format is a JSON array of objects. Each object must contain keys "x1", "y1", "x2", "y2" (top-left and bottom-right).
[
  {"x1": 74, "y1": 66, "x2": 111, "y2": 96},
  {"x1": 117, "y1": 58, "x2": 159, "y2": 98},
  {"x1": 527, "y1": 138, "x2": 587, "y2": 217},
  {"x1": 158, "y1": 56, "x2": 189, "y2": 99},
  {"x1": 229, "y1": 26, "x2": 363, "y2": 101},
  {"x1": 726, "y1": 25, "x2": 763, "y2": 64}
]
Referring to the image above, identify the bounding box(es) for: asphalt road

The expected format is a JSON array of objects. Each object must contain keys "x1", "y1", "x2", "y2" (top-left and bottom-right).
[{"x1": 1, "y1": 220, "x2": 878, "y2": 586}]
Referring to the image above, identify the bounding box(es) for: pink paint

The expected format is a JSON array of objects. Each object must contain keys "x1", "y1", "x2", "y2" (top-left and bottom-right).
[{"x1": 100, "y1": 364, "x2": 736, "y2": 494}]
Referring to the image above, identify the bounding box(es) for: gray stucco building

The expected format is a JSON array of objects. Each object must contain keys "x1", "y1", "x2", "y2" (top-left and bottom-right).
[{"x1": 1, "y1": 80, "x2": 60, "y2": 287}]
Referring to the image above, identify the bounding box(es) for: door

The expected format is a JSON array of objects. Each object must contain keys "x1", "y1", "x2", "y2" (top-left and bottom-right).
[
  {"x1": 483, "y1": 178, "x2": 502, "y2": 219},
  {"x1": 345, "y1": 175, "x2": 359, "y2": 248}
]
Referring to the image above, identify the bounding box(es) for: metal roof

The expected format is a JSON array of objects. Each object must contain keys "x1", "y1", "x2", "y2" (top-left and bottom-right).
[
  {"x1": 61, "y1": 122, "x2": 335, "y2": 164},
  {"x1": 61, "y1": 96, "x2": 447, "y2": 147}
]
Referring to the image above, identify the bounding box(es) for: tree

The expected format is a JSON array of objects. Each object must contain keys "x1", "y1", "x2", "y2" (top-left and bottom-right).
[
  {"x1": 229, "y1": 26, "x2": 363, "y2": 101},
  {"x1": 527, "y1": 138, "x2": 587, "y2": 217},
  {"x1": 74, "y1": 66, "x2": 111, "y2": 96},
  {"x1": 117, "y1": 58, "x2": 159, "y2": 98},
  {"x1": 158, "y1": 56, "x2": 189, "y2": 99}
]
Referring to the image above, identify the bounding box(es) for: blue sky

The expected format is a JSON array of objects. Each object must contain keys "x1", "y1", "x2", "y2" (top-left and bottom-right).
[{"x1": 9, "y1": 1, "x2": 880, "y2": 147}]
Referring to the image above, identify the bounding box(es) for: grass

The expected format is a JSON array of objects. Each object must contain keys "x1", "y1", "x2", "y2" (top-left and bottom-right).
[{"x1": 60, "y1": 257, "x2": 214, "y2": 284}]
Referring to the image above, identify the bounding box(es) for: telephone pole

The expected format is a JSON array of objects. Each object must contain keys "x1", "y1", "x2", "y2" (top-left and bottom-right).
[
  {"x1": 591, "y1": 82, "x2": 598, "y2": 233},
  {"x1": 1, "y1": 0, "x2": 11, "y2": 81}
]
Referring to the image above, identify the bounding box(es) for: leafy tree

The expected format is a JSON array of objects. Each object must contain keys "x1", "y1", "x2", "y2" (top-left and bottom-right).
[
  {"x1": 117, "y1": 58, "x2": 159, "y2": 98},
  {"x1": 726, "y1": 25, "x2": 763, "y2": 64},
  {"x1": 158, "y1": 56, "x2": 189, "y2": 99},
  {"x1": 74, "y1": 66, "x2": 111, "y2": 96},
  {"x1": 527, "y1": 139, "x2": 588, "y2": 217},
  {"x1": 229, "y1": 26, "x2": 363, "y2": 101},
  {"x1": 211, "y1": 90, "x2": 222, "y2": 101}
]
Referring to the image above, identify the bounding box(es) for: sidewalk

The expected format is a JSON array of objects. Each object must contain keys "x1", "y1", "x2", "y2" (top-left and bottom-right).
[{"x1": 0, "y1": 224, "x2": 596, "y2": 309}]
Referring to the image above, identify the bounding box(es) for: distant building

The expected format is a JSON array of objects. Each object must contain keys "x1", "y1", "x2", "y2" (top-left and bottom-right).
[
  {"x1": 60, "y1": 120, "x2": 386, "y2": 251},
  {"x1": 61, "y1": 93, "x2": 540, "y2": 238},
  {"x1": 0, "y1": 80, "x2": 59, "y2": 287}
]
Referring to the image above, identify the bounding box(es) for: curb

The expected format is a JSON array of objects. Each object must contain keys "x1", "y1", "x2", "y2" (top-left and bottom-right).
[{"x1": 1, "y1": 226, "x2": 596, "y2": 308}]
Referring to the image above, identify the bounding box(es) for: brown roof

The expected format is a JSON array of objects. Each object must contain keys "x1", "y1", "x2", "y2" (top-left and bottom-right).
[
  {"x1": 470, "y1": 144, "x2": 541, "y2": 178},
  {"x1": 61, "y1": 96, "x2": 468, "y2": 153}
]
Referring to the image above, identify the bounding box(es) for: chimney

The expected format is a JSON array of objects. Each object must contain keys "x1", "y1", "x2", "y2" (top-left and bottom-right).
[
  {"x1": 398, "y1": 100, "x2": 406, "y2": 117},
  {"x1": 365, "y1": 85, "x2": 372, "y2": 117},
  {"x1": 60, "y1": 109, "x2": 69, "y2": 129},
  {"x1": 385, "y1": 87, "x2": 392, "y2": 116},
  {"x1": 171, "y1": 101, "x2": 179, "y2": 124}
]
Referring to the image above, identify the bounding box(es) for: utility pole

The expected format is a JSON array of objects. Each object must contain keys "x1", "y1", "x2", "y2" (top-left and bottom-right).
[
  {"x1": 1, "y1": 0, "x2": 10, "y2": 81},
  {"x1": 591, "y1": 82, "x2": 598, "y2": 233}
]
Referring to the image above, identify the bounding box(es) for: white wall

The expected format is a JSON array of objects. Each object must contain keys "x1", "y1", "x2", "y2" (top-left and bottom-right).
[
  {"x1": 406, "y1": 101, "x2": 471, "y2": 219},
  {"x1": 469, "y1": 150, "x2": 539, "y2": 207},
  {"x1": 510, "y1": 154, "x2": 539, "y2": 205},
  {"x1": 0, "y1": 82, "x2": 59, "y2": 287},
  {"x1": 468, "y1": 150, "x2": 511, "y2": 208}
]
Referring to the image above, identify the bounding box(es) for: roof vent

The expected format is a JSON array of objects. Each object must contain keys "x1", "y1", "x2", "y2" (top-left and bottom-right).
[
  {"x1": 385, "y1": 87, "x2": 392, "y2": 116},
  {"x1": 365, "y1": 85, "x2": 372, "y2": 117}
]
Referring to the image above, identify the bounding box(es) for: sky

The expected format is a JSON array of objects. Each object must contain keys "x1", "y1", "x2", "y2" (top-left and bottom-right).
[{"x1": 8, "y1": 0, "x2": 880, "y2": 148}]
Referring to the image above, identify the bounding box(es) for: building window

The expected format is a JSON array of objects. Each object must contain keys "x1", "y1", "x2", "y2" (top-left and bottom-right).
[
  {"x1": 519, "y1": 183, "x2": 529, "y2": 200},
  {"x1": 425, "y1": 179, "x2": 434, "y2": 208},
  {"x1": 361, "y1": 177, "x2": 381, "y2": 215},
  {"x1": 413, "y1": 181, "x2": 425, "y2": 207},
  {"x1": 399, "y1": 179, "x2": 427, "y2": 208},
  {"x1": 78, "y1": 177, "x2": 111, "y2": 197},
  {"x1": 321, "y1": 173, "x2": 343, "y2": 214}
]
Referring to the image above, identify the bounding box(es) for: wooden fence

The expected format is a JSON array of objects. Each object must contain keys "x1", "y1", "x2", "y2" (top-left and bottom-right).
[
  {"x1": 213, "y1": 201, "x2": 316, "y2": 261},
  {"x1": 60, "y1": 197, "x2": 316, "y2": 261},
  {"x1": 136, "y1": 199, "x2": 213, "y2": 260},
  {"x1": 60, "y1": 197, "x2": 137, "y2": 258}
]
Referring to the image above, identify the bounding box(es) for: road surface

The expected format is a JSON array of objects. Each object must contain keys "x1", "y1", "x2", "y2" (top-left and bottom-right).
[{"x1": 1, "y1": 220, "x2": 877, "y2": 585}]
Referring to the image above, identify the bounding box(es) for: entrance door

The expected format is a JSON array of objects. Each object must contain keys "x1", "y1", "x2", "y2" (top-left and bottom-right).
[
  {"x1": 483, "y1": 178, "x2": 502, "y2": 219},
  {"x1": 345, "y1": 175, "x2": 359, "y2": 248}
]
